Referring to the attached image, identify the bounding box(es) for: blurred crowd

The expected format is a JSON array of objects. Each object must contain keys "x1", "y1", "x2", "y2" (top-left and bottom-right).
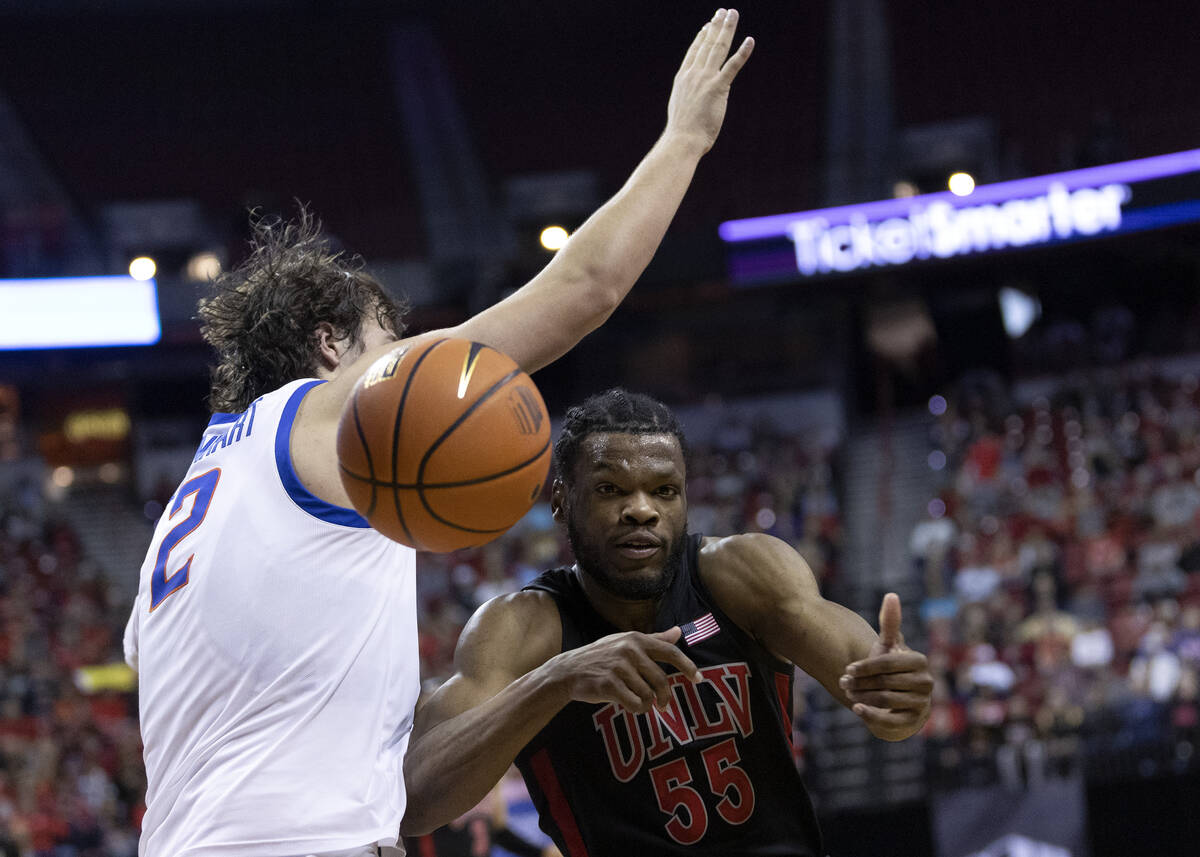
[
  {"x1": 917, "y1": 365, "x2": 1200, "y2": 787},
  {"x1": 0, "y1": 486, "x2": 143, "y2": 857},
  {"x1": 11, "y1": 367, "x2": 1200, "y2": 852}
]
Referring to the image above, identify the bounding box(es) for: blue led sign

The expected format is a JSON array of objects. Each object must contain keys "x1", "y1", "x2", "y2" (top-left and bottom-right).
[{"x1": 720, "y1": 148, "x2": 1200, "y2": 282}]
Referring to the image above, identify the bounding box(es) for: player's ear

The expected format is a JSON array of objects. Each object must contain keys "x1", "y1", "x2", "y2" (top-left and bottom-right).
[
  {"x1": 550, "y1": 478, "x2": 567, "y2": 522},
  {"x1": 314, "y1": 321, "x2": 340, "y2": 371}
]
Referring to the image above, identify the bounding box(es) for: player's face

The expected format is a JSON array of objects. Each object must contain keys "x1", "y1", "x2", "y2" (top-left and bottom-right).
[{"x1": 558, "y1": 432, "x2": 688, "y2": 600}]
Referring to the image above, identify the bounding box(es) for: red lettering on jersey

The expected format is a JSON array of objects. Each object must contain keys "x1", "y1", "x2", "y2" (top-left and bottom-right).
[
  {"x1": 592, "y1": 703, "x2": 645, "y2": 782},
  {"x1": 709, "y1": 664, "x2": 754, "y2": 739},
  {"x1": 645, "y1": 678, "x2": 693, "y2": 760},
  {"x1": 679, "y1": 668, "x2": 733, "y2": 738}
]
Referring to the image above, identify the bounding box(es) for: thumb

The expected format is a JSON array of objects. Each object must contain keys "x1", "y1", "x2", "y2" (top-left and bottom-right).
[
  {"x1": 652, "y1": 626, "x2": 683, "y2": 645},
  {"x1": 878, "y1": 593, "x2": 902, "y2": 649}
]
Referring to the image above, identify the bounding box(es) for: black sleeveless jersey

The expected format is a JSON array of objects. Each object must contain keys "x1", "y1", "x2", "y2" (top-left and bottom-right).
[{"x1": 514, "y1": 534, "x2": 822, "y2": 856}]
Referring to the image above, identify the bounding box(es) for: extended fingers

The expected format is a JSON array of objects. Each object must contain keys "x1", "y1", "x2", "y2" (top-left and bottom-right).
[
  {"x1": 614, "y1": 662, "x2": 659, "y2": 713},
  {"x1": 644, "y1": 638, "x2": 702, "y2": 683},
  {"x1": 878, "y1": 592, "x2": 903, "y2": 648},
  {"x1": 678, "y1": 20, "x2": 711, "y2": 75},
  {"x1": 698, "y1": 9, "x2": 737, "y2": 69},
  {"x1": 719, "y1": 36, "x2": 755, "y2": 83},
  {"x1": 629, "y1": 650, "x2": 674, "y2": 708},
  {"x1": 609, "y1": 683, "x2": 651, "y2": 714}
]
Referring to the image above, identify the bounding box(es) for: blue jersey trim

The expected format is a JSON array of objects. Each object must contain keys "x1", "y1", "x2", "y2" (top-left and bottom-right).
[
  {"x1": 275, "y1": 380, "x2": 371, "y2": 528},
  {"x1": 207, "y1": 412, "x2": 241, "y2": 426}
]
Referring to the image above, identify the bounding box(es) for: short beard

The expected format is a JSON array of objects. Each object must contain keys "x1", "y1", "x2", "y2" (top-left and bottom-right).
[{"x1": 566, "y1": 510, "x2": 687, "y2": 600}]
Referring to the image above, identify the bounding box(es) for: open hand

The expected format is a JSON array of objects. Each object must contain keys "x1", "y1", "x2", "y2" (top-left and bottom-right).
[
  {"x1": 665, "y1": 9, "x2": 755, "y2": 155},
  {"x1": 839, "y1": 593, "x2": 933, "y2": 741}
]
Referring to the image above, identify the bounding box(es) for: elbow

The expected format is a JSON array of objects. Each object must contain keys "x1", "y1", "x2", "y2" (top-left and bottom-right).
[
  {"x1": 532, "y1": 272, "x2": 622, "y2": 369},
  {"x1": 400, "y1": 781, "x2": 441, "y2": 836},
  {"x1": 399, "y1": 806, "x2": 437, "y2": 837},
  {"x1": 401, "y1": 759, "x2": 437, "y2": 835},
  {"x1": 571, "y1": 262, "x2": 625, "y2": 325}
]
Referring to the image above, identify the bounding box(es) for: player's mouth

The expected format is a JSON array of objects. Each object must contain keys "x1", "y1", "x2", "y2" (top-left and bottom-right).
[{"x1": 614, "y1": 531, "x2": 662, "y2": 560}]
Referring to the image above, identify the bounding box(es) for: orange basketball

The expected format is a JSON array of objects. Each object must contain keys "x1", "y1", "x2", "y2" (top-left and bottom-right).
[{"x1": 336, "y1": 337, "x2": 551, "y2": 553}]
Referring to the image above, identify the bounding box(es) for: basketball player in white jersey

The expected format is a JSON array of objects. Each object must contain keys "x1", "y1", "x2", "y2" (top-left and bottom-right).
[{"x1": 122, "y1": 11, "x2": 753, "y2": 857}]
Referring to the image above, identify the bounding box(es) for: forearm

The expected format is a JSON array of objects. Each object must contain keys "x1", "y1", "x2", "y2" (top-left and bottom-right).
[
  {"x1": 402, "y1": 666, "x2": 567, "y2": 835},
  {"x1": 484, "y1": 131, "x2": 706, "y2": 373},
  {"x1": 817, "y1": 596, "x2": 932, "y2": 742},
  {"x1": 548, "y1": 130, "x2": 706, "y2": 306},
  {"x1": 798, "y1": 600, "x2": 879, "y2": 705}
]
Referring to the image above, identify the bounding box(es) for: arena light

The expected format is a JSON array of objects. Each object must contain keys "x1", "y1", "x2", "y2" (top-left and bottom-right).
[
  {"x1": 129, "y1": 256, "x2": 157, "y2": 281},
  {"x1": 186, "y1": 251, "x2": 222, "y2": 282},
  {"x1": 998, "y1": 286, "x2": 1041, "y2": 338},
  {"x1": 539, "y1": 225, "x2": 570, "y2": 251},
  {"x1": 0, "y1": 276, "x2": 161, "y2": 349},
  {"x1": 948, "y1": 171, "x2": 975, "y2": 196}
]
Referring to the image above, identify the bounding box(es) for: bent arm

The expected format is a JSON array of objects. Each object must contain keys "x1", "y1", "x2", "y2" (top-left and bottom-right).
[
  {"x1": 403, "y1": 590, "x2": 702, "y2": 834},
  {"x1": 401, "y1": 592, "x2": 567, "y2": 835},
  {"x1": 700, "y1": 534, "x2": 878, "y2": 707},
  {"x1": 701, "y1": 534, "x2": 931, "y2": 740}
]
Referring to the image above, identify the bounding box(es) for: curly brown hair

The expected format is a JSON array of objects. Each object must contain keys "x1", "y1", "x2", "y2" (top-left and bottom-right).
[{"x1": 198, "y1": 209, "x2": 408, "y2": 413}]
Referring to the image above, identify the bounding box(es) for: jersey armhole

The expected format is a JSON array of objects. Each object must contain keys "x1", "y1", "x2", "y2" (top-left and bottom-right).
[{"x1": 274, "y1": 379, "x2": 372, "y2": 528}]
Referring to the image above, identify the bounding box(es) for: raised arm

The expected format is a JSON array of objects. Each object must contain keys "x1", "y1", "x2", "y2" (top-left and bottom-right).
[
  {"x1": 295, "y1": 12, "x2": 754, "y2": 508},
  {"x1": 699, "y1": 533, "x2": 932, "y2": 741},
  {"x1": 401, "y1": 590, "x2": 700, "y2": 835},
  {"x1": 449, "y1": 9, "x2": 754, "y2": 373}
]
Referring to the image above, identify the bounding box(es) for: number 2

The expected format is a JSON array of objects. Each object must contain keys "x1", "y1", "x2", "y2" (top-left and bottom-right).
[
  {"x1": 150, "y1": 468, "x2": 220, "y2": 611},
  {"x1": 649, "y1": 738, "x2": 756, "y2": 845}
]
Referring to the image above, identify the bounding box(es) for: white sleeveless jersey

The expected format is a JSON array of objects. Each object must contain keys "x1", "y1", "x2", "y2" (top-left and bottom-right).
[{"x1": 123, "y1": 379, "x2": 419, "y2": 857}]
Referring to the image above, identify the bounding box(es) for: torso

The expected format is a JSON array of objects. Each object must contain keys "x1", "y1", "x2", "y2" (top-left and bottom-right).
[
  {"x1": 123, "y1": 379, "x2": 420, "y2": 857},
  {"x1": 514, "y1": 533, "x2": 822, "y2": 857}
]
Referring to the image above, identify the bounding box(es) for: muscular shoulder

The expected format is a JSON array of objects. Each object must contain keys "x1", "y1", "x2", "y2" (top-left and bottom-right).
[
  {"x1": 697, "y1": 533, "x2": 821, "y2": 651},
  {"x1": 699, "y1": 532, "x2": 819, "y2": 591},
  {"x1": 456, "y1": 589, "x2": 564, "y2": 684}
]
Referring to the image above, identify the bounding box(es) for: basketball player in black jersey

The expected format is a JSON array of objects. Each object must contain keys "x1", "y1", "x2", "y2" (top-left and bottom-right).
[{"x1": 402, "y1": 390, "x2": 933, "y2": 855}]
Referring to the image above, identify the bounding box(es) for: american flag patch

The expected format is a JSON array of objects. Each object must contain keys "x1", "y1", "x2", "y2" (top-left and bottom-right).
[{"x1": 681, "y1": 613, "x2": 720, "y2": 646}]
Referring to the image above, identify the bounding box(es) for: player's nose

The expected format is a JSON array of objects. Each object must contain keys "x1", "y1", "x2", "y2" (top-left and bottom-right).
[{"x1": 621, "y1": 491, "x2": 660, "y2": 524}]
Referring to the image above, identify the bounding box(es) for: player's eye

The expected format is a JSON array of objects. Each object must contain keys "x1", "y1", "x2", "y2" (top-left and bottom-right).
[
  {"x1": 595, "y1": 483, "x2": 620, "y2": 496},
  {"x1": 656, "y1": 485, "x2": 680, "y2": 498}
]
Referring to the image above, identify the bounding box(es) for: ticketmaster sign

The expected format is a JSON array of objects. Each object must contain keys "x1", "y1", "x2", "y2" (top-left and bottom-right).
[{"x1": 719, "y1": 148, "x2": 1200, "y2": 282}]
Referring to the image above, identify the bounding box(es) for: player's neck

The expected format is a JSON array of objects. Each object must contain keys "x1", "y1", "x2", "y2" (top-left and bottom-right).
[{"x1": 574, "y1": 566, "x2": 661, "y2": 633}]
